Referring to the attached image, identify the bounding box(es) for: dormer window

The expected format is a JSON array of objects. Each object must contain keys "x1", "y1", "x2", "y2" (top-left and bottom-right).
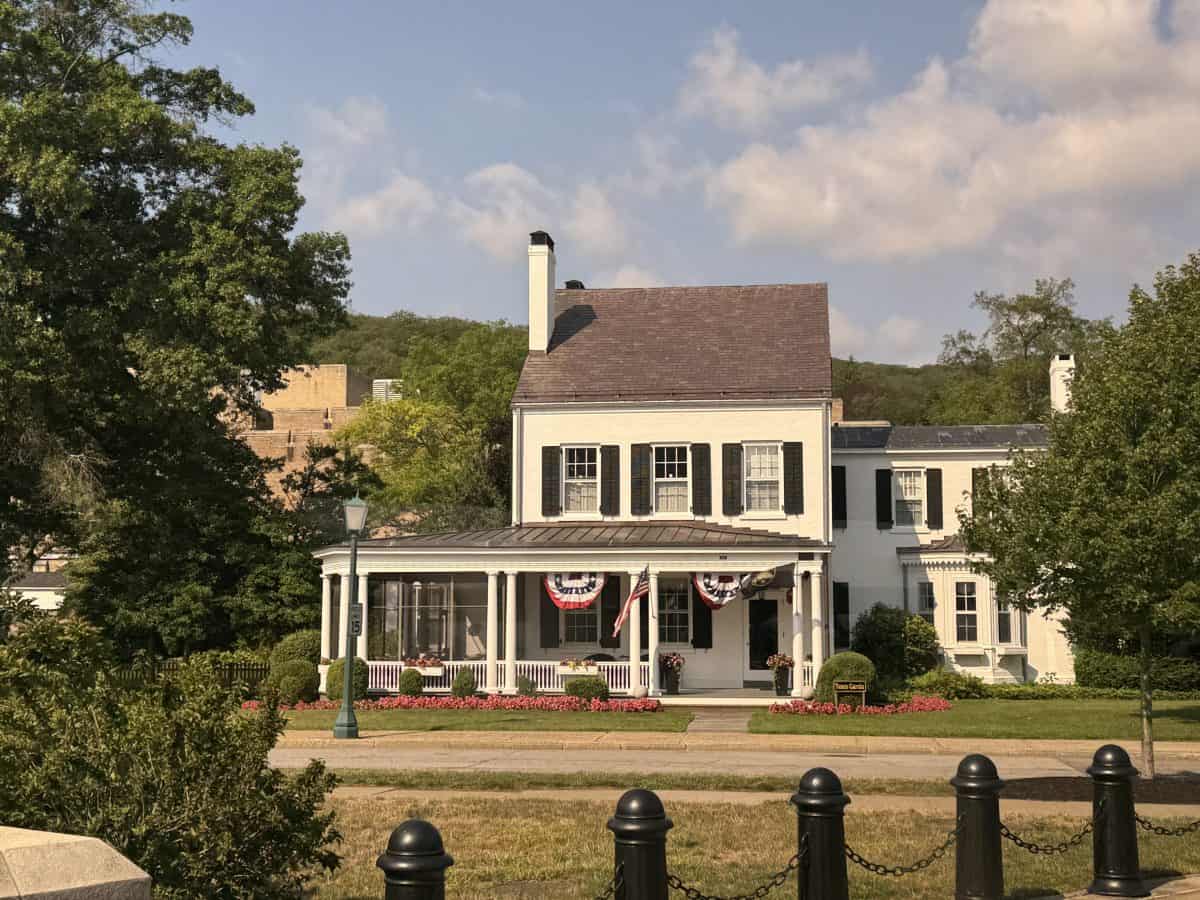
[
  {"x1": 563, "y1": 446, "x2": 599, "y2": 513},
  {"x1": 653, "y1": 445, "x2": 689, "y2": 513},
  {"x1": 743, "y1": 443, "x2": 781, "y2": 512}
]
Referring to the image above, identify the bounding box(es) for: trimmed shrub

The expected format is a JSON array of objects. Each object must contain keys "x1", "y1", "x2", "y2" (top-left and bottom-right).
[
  {"x1": 903, "y1": 616, "x2": 941, "y2": 678},
  {"x1": 516, "y1": 675, "x2": 538, "y2": 696},
  {"x1": 850, "y1": 605, "x2": 907, "y2": 682},
  {"x1": 909, "y1": 667, "x2": 987, "y2": 700},
  {"x1": 564, "y1": 675, "x2": 610, "y2": 702},
  {"x1": 1074, "y1": 648, "x2": 1200, "y2": 691},
  {"x1": 267, "y1": 659, "x2": 320, "y2": 705},
  {"x1": 397, "y1": 668, "x2": 424, "y2": 697},
  {"x1": 270, "y1": 630, "x2": 322, "y2": 669},
  {"x1": 814, "y1": 652, "x2": 876, "y2": 703},
  {"x1": 450, "y1": 666, "x2": 477, "y2": 698},
  {"x1": 325, "y1": 657, "x2": 369, "y2": 701}
]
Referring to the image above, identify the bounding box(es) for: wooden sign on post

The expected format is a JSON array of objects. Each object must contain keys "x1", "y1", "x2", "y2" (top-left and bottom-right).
[{"x1": 833, "y1": 680, "x2": 867, "y2": 711}]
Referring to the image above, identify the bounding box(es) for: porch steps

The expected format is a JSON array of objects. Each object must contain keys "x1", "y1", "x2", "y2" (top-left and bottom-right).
[{"x1": 684, "y1": 708, "x2": 753, "y2": 733}]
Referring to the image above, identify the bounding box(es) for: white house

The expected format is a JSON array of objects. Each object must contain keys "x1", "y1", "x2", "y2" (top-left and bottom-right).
[{"x1": 313, "y1": 231, "x2": 1074, "y2": 697}]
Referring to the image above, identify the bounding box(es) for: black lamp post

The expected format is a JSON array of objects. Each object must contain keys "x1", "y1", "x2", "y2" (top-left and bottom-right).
[{"x1": 334, "y1": 494, "x2": 368, "y2": 740}]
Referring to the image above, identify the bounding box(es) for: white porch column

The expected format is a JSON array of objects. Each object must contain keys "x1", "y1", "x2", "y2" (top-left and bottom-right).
[
  {"x1": 791, "y1": 567, "x2": 807, "y2": 697},
  {"x1": 356, "y1": 571, "x2": 369, "y2": 660},
  {"x1": 338, "y1": 573, "x2": 350, "y2": 660},
  {"x1": 628, "y1": 570, "x2": 642, "y2": 695},
  {"x1": 485, "y1": 570, "x2": 500, "y2": 693},
  {"x1": 647, "y1": 572, "x2": 660, "y2": 696},
  {"x1": 503, "y1": 572, "x2": 519, "y2": 694},
  {"x1": 810, "y1": 566, "x2": 825, "y2": 687},
  {"x1": 320, "y1": 574, "x2": 332, "y2": 661}
]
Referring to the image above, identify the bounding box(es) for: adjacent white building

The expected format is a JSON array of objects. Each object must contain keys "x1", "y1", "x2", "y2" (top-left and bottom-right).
[{"x1": 313, "y1": 231, "x2": 1074, "y2": 697}]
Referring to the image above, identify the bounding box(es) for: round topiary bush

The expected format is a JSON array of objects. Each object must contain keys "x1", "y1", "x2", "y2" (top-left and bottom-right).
[
  {"x1": 325, "y1": 657, "x2": 369, "y2": 701},
  {"x1": 270, "y1": 630, "x2": 322, "y2": 669},
  {"x1": 564, "y1": 675, "x2": 609, "y2": 702},
  {"x1": 266, "y1": 659, "x2": 319, "y2": 705},
  {"x1": 903, "y1": 615, "x2": 942, "y2": 678},
  {"x1": 397, "y1": 668, "x2": 424, "y2": 697},
  {"x1": 814, "y1": 651, "x2": 876, "y2": 703},
  {"x1": 450, "y1": 666, "x2": 477, "y2": 698}
]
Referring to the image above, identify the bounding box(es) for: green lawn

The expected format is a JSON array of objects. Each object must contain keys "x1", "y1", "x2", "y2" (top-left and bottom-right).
[
  {"x1": 310, "y1": 795, "x2": 1200, "y2": 899},
  {"x1": 284, "y1": 708, "x2": 694, "y2": 732},
  {"x1": 751, "y1": 699, "x2": 1200, "y2": 741}
]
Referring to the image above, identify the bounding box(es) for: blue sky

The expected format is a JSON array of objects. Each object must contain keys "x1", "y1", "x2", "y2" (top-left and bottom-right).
[{"x1": 168, "y1": 1, "x2": 1200, "y2": 365}]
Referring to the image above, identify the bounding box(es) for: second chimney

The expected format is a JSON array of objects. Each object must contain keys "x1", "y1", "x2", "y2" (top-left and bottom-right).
[
  {"x1": 1050, "y1": 353, "x2": 1075, "y2": 413},
  {"x1": 528, "y1": 231, "x2": 556, "y2": 352}
]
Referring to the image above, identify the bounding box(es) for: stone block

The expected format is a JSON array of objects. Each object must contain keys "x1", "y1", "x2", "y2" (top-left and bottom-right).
[{"x1": 0, "y1": 827, "x2": 151, "y2": 899}]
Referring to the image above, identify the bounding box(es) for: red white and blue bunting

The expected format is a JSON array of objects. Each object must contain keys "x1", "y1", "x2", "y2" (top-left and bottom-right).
[
  {"x1": 544, "y1": 573, "x2": 607, "y2": 610},
  {"x1": 693, "y1": 573, "x2": 745, "y2": 610}
]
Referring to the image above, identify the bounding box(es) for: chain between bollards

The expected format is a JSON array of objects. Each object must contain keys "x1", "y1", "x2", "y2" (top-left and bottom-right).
[
  {"x1": 664, "y1": 836, "x2": 808, "y2": 900},
  {"x1": 1000, "y1": 801, "x2": 1102, "y2": 856},
  {"x1": 845, "y1": 815, "x2": 963, "y2": 876}
]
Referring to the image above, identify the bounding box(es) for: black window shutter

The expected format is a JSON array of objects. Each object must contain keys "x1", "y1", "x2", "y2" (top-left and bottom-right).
[
  {"x1": 691, "y1": 585, "x2": 713, "y2": 649},
  {"x1": 638, "y1": 589, "x2": 649, "y2": 653},
  {"x1": 875, "y1": 469, "x2": 893, "y2": 529},
  {"x1": 926, "y1": 468, "x2": 944, "y2": 530},
  {"x1": 832, "y1": 465, "x2": 847, "y2": 529},
  {"x1": 833, "y1": 582, "x2": 851, "y2": 650},
  {"x1": 691, "y1": 444, "x2": 712, "y2": 516},
  {"x1": 539, "y1": 580, "x2": 559, "y2": 648},
  {"x1": 600, "y1": 446, "x2": 620, "y2": 516},
  {"x1": 721, "y1": 443, "x2": 743, "y2": 516},
  {"x1": 783, "y1": 442, "x2": 805, "y2": 514},
  {"x1": 630, "y1": 444, "x2": 652, "y2": 515},
  {"x1": 599, "y1": 578, "x2": 620, "y2": 649},
  {"x1": 541, "y1": 446, "x2": 561, "y2": 517}
]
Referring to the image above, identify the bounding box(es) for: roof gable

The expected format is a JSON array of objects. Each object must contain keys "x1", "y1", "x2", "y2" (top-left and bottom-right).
[{"x1": 514, "y1": 283, "x2": 831, "y2": 403}]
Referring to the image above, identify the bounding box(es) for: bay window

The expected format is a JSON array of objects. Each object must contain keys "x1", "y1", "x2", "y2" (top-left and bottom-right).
[{"x1": 918, "y1": 581, "x2": 936, "y2": 626}]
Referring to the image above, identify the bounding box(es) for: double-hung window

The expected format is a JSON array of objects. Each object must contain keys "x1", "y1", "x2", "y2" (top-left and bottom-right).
[
  {"x1": 955, "y1": 582, "x2": 978, "y2": 642},
  {"x1": 658, "y1": 580, "x2": 690, "y2": 643},
  {"x1": 744, "y1": 443, "x2": 781, "y2": 512},
  {"x1": 895, "y1": 469, "x2": 924, "y2": 527},
  {"x1": 996, "y1": 590, "x2": 1021, "y2": 645},
  {"x1": 918, "y1": 582, "x2": 936, "y2": 626},
  {"x1": 654, "y1": 446, "x2": 689, "y2": 513},
  {"x1": 564, "y1": 607, "x2": 599, "y2": 643},
  {"x1": 563, "y1": 446, "x2": 598, "y2": 514}
]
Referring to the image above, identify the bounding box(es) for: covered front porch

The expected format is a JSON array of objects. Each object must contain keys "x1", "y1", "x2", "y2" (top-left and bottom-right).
[{"x1": 314, "y1": 521, "x2": 830, "y2": 697}]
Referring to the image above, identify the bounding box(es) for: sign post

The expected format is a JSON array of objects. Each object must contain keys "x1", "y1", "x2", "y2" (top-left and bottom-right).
[
  {"x1": 350, "y1": 602, "x2": 363, "y2": 637},
  {"x1": 832, "y1": 680, "x2": 867, "y2": 711}
]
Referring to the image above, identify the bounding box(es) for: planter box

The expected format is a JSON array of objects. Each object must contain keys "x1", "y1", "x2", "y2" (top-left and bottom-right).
[
  {"x1": 557, "y1": 664, "x2": 600, "y2": 676},
  {"x1": 413, "y1": 666, "x2": 444, "y2": 677}
]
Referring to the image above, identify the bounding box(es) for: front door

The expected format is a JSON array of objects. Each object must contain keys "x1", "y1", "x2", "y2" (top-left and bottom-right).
[{"x1": 745, "y1": 595, "x2": 779, "y2": 681}]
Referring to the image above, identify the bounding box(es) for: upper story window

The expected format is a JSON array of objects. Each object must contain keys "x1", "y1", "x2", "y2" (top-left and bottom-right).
[
  {"x1": 658, "y1": 580, "x2": 690, "y2": 643},
  {"x1": 744, "y1": 443, "x2": 781, "y2": 512},
  {"x1": 895, "y1": 469, "x2": 924, "y2": 527},
  {"x1": 917, "y1": 581, "x2": 936, "y2": 626},
  {"x1": 654, "y1": 445, "x2": 689, "y2": 513},
  {"x1": 955, "y1": 581, "x2": 978, "y2": 642},
  {"x1": 563, "y1": 446, "x2": 598, "y2": 513}
]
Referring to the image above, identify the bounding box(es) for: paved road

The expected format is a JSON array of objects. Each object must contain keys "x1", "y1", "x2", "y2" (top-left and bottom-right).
[{"x1": 271, "y1": 744, "x2": 1128, "y2": 780}]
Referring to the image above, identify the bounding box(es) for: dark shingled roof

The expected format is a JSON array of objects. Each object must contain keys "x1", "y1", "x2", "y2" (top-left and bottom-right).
[
  {"x1": 7, "y1": 571, "x2": 68, "y2": 589},
  {"x1": 513, "y1": 283, "x2": 832, "y2": 403},
  {"x1": 832, "y1": 424, "x2": 1048, "y2": 451},
  {"x1": 340, "y1": 521, "x2": 821, "y2": 550},
  {"x1": 897, "y1": 535, "x2": 969, "y2": 555}
]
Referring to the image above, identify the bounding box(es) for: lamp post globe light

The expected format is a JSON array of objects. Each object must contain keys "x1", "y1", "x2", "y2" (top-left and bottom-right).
[{"x1": 334, "y1": 495, "x2": 368, "y2": 739}]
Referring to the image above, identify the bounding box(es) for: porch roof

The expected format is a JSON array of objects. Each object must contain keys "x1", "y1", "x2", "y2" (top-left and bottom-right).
[
  {"x1": 331, "y1": 521, "x2": 823, "y2": 552},
  {"x1": 896, "y1": 534, "x2": 969, "y2": 554}
]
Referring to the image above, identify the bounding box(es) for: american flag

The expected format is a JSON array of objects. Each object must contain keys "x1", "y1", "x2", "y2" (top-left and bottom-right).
[{"x1": 612, "y1": 566, "x2": 650, "y2": 638}]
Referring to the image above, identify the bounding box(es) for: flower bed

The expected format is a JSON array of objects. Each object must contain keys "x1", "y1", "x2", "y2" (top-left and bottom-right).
[
  {"x1": 768, "y1": 695, "x2": 952, "y2": 716},
  {"x1": 244, "y1": 695, "x2": 662, "y2": 713}
]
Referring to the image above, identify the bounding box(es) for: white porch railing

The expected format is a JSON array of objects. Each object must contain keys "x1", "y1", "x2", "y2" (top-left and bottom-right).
[
  {"x1": 367, "y1": 660, "x2": 652, "y2": 695},
  {"x1": 800, "y1": 662, "x2": 813, "y2": 688}
]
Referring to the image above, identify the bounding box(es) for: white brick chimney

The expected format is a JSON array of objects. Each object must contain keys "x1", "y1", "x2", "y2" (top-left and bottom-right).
[
  {"x1": 528, "y1": 231, "x2": 556, "y2": 352},
  {"x1": 1050, "y1": 353, "x2": 1075, "y2": 413}
]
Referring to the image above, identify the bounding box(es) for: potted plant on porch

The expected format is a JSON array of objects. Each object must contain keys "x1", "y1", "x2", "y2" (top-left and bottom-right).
[
  {"x1": 659, "y1": 652, "x2": 685, "y2": 695},
  {"x1": 403, "y1": 655, "x2": 444, "y2": 676},
  {"x1": 766, "y1": 653, "x2": 794, "y2": 696}
]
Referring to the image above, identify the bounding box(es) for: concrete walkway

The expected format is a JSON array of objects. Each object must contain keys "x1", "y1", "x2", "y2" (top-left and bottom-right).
[{"x1": 685, "y1": 708, "x2": 754, "y2": 733}]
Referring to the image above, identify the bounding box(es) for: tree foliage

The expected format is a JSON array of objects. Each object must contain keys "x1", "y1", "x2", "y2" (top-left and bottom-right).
[
  {"x1": 959, "y1": 254, "x2": 1200, "y2": 775},
  {"x1": 0, "y1": 1, "x2": 351, "y2": 651}
]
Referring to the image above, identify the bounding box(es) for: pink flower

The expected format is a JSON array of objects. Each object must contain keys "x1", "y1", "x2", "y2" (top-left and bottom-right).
[
  {"x1": 245, "y1": 696, "x2": 662, "y2": 713},
  {"x1": 767, "y1": 695, "x2": 951, "y2": 716}
]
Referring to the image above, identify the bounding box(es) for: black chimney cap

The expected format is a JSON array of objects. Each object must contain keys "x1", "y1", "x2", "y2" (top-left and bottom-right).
[
  {"x1": 529, "y1": 231, "x2": 555, "y2": 251},
  {"x1": 564, "y1": 279, "x2": 585, "y2": 290}
]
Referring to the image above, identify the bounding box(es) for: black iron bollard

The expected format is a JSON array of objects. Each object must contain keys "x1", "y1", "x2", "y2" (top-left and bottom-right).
[
  {"x1": 607, "y1": 789, "x2": 673, "y2": 900},
  {"x1": 377, "y1": 819, "x2": 454, "y2": 900},
  {"x1": 1087, "y1": 744, "x2": 1148, "y2": 897},
  {"x1": 791, "y1": 767, "x2": 850, "y2": 900},
  {"x1": 951, "y1": 754, "x2": 1005, "y2": 900}
]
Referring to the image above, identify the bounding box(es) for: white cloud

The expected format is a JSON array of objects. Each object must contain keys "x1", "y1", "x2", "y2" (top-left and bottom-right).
[
  {"x1": 565, "y1": 183, "x2": 630, "y2": 257},
  {"x1": 594, "y1": 264, "x2": 666, "y2": 289},
  {"x1": 706, "y1": 0, "x2": 1200, "y2": 266},
  {"x1": 831, "y1": 306, "x2": 926, "y2": 363},
  {"x1": 679, "y1": 26, "x2": 872, "y2": 130},
  {"x1": 471, "y1": 86, "x2": 526, "y2": 109},
  {"x1": 306, "y1": 96, "x2": 390, "y2": 148},
  {"x1": 450, "y1": 163, "x2": 557, "y2": 262},
  {"x1": 328, "y1": 172, "x2": 436, "y2": 238}
]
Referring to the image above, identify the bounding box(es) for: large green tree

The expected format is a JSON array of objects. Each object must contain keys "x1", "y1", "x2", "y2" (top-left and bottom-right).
[
  {"x1": 960, "y1": 255, "x2": 1200, "y2": 777},
  {"x1": 0, "y1": 1, "x2": 350, "y2": 651}
]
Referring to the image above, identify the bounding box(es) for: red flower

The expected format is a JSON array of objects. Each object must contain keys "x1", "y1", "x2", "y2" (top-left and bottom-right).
[{"x1": 766, "y1": 695, "x2": 952, "y2": 716}]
